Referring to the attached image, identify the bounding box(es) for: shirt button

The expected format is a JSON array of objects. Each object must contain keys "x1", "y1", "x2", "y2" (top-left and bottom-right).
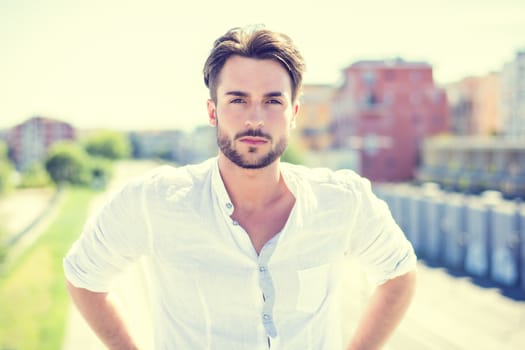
[
  {"x1": 259, "y1": 266, "x2": 267, "y2": 272},
  {"x1": 263, "y1": 314, "x2": 271, "y2": 321},
  {"x1": 232, "y1": 220, "x2": 239, "y2": 226},
  {"x1": 225, "y1": 203, "x2": 233, "y2": 209}
]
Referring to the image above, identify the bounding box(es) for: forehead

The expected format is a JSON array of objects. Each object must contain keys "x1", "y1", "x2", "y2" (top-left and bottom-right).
[{"x1": 217, "y1": 55, "x2": 292, "y2": 96}]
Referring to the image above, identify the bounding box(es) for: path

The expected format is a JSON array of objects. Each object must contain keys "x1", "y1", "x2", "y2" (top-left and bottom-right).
[{"x1": 0, "y1": 187, "x2": 55, "y2": 236}]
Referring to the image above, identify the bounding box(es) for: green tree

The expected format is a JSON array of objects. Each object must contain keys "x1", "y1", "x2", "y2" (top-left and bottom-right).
[
  {"x1": 83, "y1": 130, "x2": 131, "y2": 160},
  {"x1": 88, "y1": 156, "x2": 113, "y2": 189},
  {"x1": 0, "y1": 142, "x2": 14, "y2": 194},
  {"x1": 45, "y1": 142, "x2": 92, "y2": 186},
  {"x1": 281, "y1": 141, "x2": 305, "y2": 165}
]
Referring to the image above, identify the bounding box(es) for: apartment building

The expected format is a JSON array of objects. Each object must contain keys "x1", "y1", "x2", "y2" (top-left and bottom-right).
[
  {"x1": 8, "y1": 116, "x2": 75, "y2": 171},
  {"x1": 501, "y1": 50, "x2": 525, "y2": 137},
  {"x1": 445, "y1": 72, "x2": 501, "y2": 135},
  {"x1": 332, "y1": 59, "x2": 449, "y2": 182},
  {"x1": 295, "y1": 84, "x2": 334, "y2": 151}
]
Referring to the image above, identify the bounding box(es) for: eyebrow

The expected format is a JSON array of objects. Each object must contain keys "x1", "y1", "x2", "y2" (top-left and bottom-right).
[{"x1": 224, "y1": 91, "x2": 285, "y2": 98}]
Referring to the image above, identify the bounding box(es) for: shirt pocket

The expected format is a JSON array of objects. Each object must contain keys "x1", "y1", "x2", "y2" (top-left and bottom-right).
[{"x1": 296, "y1": 263, "x2": 330, "y2": 313}]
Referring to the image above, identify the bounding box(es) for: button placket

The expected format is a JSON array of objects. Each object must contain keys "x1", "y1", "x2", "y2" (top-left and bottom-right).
[{"x1": 257, "y1": 242, "x2": 278, "y2": 338}]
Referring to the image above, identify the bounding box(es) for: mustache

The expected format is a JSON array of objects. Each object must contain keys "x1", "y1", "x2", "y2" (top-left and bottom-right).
[{"x1": 234, "y1": 129, "x2": 272, "y2": 140}]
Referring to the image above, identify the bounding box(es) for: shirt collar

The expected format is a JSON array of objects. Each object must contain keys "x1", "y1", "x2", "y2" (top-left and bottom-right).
[
  {"x1": 210, "y1": 158, "x2": 303, "y2": 205},
  {"x1": 210, "y1": 158, "x2": 309, "y2": 226},
  {"x1": 211, "y1": 157, "x2": 235, "y2": 216}
]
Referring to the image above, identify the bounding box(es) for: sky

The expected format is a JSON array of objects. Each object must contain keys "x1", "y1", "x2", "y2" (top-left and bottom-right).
[{"x1": 1, "y1": 0, "x2": 524, "y2": 132}]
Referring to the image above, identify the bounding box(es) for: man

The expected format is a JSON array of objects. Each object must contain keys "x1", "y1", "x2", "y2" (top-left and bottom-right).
[{"x1": 64, "y1": 25, "x2": 417, "y2": 349}]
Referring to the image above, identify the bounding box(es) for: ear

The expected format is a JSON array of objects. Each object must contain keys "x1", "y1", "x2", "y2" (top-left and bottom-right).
[
  {"x1": 207, "y1": 99, "x2": 217, "y2": 127},
  {"x1": 291, "y1": 101, "x2": 300, "y2": 129}
]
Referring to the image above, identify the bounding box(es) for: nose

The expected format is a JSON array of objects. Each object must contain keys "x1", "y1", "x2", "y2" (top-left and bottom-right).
[
  {"x1": 245, "y1": 119, "x2": 264, "y2": 128},
  {"x1": 245, "y1": 105, "x2": 264, "y2": 128}
]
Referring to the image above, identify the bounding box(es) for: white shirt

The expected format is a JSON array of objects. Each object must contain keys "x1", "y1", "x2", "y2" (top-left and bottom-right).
[{"x1": 64, "y1": 157, "x2": 416, "y2": 350}]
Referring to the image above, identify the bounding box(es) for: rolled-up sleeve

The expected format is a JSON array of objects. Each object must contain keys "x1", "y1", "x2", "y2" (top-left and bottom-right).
[
  {"x1": 345, "y1": 177, "x2": 417, "y2": 286},
  {"x1": 63, "y1": 179, "x2": 150, "y2": 292}
]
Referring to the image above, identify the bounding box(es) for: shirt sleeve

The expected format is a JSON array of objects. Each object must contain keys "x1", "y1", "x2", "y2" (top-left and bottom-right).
[
  {"x1": 63, "y1": 178, "x2": 150, "y2": 292},
  {"x1": 345, "y1": 176, "x2": 417, "y2": 286}
]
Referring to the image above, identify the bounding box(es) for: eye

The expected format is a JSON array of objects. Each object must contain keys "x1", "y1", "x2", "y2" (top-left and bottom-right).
[
  {"x1": 266, "y1": 99, "x2": 282, "y2": 105},
  {"x1": 230, "y1": 98, "x2": 246, "y2": 104}
]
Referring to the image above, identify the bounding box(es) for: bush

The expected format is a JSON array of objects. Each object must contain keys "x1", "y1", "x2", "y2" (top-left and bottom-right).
[
  {"x1": 83, "y1": 130, "x2": 131, "y2": 160},
  {"x1": 18, "y1": 163, "x2": 52, "y2": 188},
  {"x1": 0, "y1": 160, "x2": 14, "y2": 195},
  {"x1": 45, "y1": 142, "x2": 92, "y2": 186},
  {"x1": 88, "y1": 156, "x2": 113, "y2": 189}
]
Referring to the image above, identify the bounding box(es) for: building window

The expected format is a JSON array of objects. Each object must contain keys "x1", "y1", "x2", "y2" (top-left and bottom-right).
[
  {"x1": 384, "y1": 69, "x2": 396, "y2": 81},
  {"x1": 362, "y1": 71, "x2": 376, "y2": 87},
  {"x1": 365, "y1": 92, "x2": 379, "y2": 106}
]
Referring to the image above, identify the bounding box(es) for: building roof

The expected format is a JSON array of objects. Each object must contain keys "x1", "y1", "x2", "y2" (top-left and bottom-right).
[
  {"x1": 348, "y1": 58, "x2": 432, "y2": 69},
  {"x1": 424, "y1": 135, "x2": 525, "y2": 151}
]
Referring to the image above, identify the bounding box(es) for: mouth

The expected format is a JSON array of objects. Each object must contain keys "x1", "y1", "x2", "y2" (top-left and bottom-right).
[{"x1": 238, "y1": 137, "x2": 269, "y2": 145}]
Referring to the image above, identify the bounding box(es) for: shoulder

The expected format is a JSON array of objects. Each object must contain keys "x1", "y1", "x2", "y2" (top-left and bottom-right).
[
  {"x1": 119, "y1": 158, "x2": 215, "y2": 199},
  {"x1": 281, "y1": 162, "x2": 369, "y2": 194},
  {"x1": 140, "y1": 158, "x2": 213, "y2": 184}
]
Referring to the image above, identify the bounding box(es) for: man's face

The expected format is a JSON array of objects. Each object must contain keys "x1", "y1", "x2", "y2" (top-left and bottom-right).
[{"x1": 207, "y1": 55, "x2": 299, "y2": 169}]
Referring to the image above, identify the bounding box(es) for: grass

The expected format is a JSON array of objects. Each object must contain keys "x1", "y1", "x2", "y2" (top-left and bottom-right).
[{"x1": 0, "y1": 186, "x2": 98, "y2": 350}]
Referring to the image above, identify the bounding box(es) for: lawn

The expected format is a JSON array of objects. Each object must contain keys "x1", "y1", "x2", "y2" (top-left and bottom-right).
[{"x1": 0, "y1": 187, "x2": 98, "y2": 350}]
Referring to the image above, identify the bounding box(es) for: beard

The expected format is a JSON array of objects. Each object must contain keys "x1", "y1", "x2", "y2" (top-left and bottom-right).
[{"x1": 217, "y1": 127, "x2": 287, "y2": 169}]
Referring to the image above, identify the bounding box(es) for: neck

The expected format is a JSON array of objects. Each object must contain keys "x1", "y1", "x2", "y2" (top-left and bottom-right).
[{"x1": 217, "y1": 154, "x2": 285, "y2": 211}]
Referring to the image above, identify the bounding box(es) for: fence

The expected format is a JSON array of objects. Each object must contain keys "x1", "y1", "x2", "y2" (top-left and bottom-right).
[{"x1": 375, "y1": 183, "x2": 525, "y2": 299}]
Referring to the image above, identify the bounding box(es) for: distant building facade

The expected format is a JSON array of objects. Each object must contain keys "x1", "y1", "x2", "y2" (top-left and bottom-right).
[
  {"x1": 501, "y1": 50, "x2": 525, "y2": 137},
  {"x1": 8, "y1": 116, "x2": 75, "y2": 171},
  {"x1": 130, "y1": 126, "x2": 217, "y2": 165},
  {"x1": 417, "y1": 136, "x2": 525, "y2": 199},
  {"x1": 295, "y1": 84, "x2": 334, "y2": 151},
  {"x1": 445, "y1": 72, "x2": 501, "y2": 135},
  {"x1": 332, "y1": 59, "x2": 449, "y2": 182},
  {"x1": 0, "y1": 128, "x2": 9, "y2": 145}
]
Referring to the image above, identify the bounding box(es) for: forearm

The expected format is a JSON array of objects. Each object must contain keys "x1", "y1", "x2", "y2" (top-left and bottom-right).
[
  {"x1": 66, "y1": 279, "x2": 140, "y2": 350},
  {"x1": 346, "y1": 270, "x2": 417, "y2": 350}
]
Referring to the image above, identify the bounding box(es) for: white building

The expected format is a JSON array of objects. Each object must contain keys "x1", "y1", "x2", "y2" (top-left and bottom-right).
[{"x1": 500, "y1": 50, "x2": 525, "y2": 137}]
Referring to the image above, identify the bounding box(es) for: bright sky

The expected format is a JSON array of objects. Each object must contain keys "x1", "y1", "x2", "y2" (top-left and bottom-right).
[{"x1": 1, "y1": 0, "x2": 524, "y2": 132}]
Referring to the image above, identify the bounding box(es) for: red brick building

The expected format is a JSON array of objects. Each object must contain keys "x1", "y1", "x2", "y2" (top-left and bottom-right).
[
  {"x1": 8, "y1": 116, "x2": 76, "y2": 171},
  {"x1": 332, "y1": 59, "x2": 449, "y2": 182}
]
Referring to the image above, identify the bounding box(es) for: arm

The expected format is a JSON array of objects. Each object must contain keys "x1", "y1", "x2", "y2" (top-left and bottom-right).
[
  {"x1": 66, "y1": 279, "x2": 141, "y2": 350},
  {"x1": 346, "y1": 269, "x2": 417, "y2": 350}
]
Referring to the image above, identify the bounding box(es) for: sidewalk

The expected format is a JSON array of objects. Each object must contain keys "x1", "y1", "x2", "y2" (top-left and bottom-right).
[
  {"x1": 343, "y1": 262, "x2": 525, "y2": 350},
  {"x1": 0, "y1": 186, "x2": 66, "y2": 265},
  {"x1": 0, "y1": 187, "x2": 55, "y2": 236}
]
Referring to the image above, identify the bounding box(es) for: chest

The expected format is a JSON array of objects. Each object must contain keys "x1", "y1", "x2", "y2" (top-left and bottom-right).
[{"x1": 231, "y1": 197, "x2": 295, "y2": 254}]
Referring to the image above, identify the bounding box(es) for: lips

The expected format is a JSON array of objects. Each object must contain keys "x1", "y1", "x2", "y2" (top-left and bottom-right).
[{"x1": 239, "y1": 137, "x2": 268, "y2": 145}]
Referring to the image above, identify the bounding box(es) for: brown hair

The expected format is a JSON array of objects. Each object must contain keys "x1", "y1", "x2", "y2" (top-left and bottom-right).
[{"x1": 203, "y1": 25, "x2": 305, "y2": 103}]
